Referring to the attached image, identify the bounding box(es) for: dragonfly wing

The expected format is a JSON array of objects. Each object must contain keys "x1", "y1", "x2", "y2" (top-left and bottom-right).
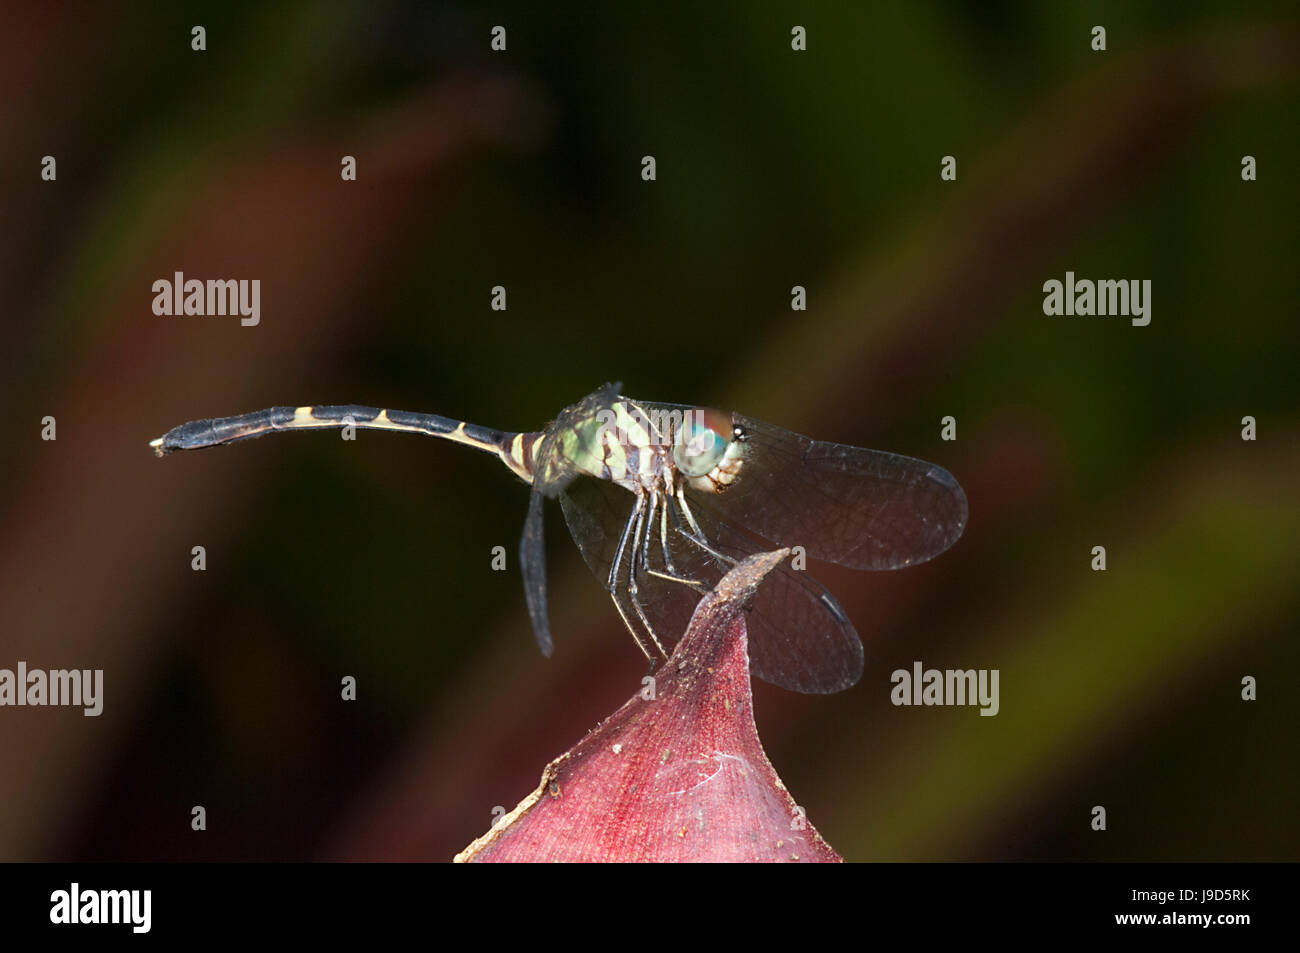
[
  {"x1": 557, "y1": 476, "x2": 628, "y2": 585},
  {"x1": 560, "y1": 476, "x2": 864, "y2": 693},
  {"x1": 682, "y1": 502, "x2": 864, "y2": 693},
  {"x1": 746, "y1": 561, "x2": 863, "y2": 693},
  {"x1": 518, "y1": 481, "x2": 553, "y2": 657},
  {"x1": 693, "y1": 413, "x2": 968, "y2": 571}
]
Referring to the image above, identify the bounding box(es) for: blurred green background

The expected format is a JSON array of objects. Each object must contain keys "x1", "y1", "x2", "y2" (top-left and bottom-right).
[{"x1": 0, "y1": 1, "x2": 1295, "y2": 861}]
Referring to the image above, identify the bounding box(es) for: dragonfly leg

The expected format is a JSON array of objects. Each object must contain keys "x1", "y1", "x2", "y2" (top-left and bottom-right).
[
  {"x1": 643, "y1": 566, "x2": 709, "y2": 591},
  {"x1": 638, "y1": 488, "x2": 658, "y2": 578},
  {"x1": 606, "y1": 491, "x2": 658, "y2": 665},
  {"x1": 626, "y1": 496, "x2": 669, "y2": 660},
  {"x1": 659, "y1": 488, "x2": 675, "y2": 572},
  {"x1": 674, "y1": 484, "x2": 738, "y2": 568},
  {"x1": 644, "y1": 487, "x2": 708, "y2": 590}
]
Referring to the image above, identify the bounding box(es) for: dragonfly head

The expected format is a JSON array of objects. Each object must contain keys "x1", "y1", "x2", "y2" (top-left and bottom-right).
[{"x1": 673, "y1": 407, "x2": 746, "y2": 492}]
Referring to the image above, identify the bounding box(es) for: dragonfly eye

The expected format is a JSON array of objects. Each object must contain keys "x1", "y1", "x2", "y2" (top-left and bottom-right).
[{"x1": 673, "y1": 407, "x2": 732, "y2": 477}]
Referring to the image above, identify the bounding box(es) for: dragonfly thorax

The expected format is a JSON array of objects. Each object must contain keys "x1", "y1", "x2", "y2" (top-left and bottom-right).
[
  {"x1": 554, "y1": 400, "x2": 746, "y2": 495},
  {"x1": 547, "y1": 401, "x2": 658, "y2": 490}
]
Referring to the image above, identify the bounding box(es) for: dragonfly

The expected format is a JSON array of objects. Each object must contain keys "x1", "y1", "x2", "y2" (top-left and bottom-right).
[{"x1": 150, "y1": 383, "x2": 967, "y2": 693}]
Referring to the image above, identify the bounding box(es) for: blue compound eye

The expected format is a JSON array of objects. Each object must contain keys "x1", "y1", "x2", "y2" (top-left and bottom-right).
[{"x1": 673, "y1": 408, "x2": 731, "y2": 477}]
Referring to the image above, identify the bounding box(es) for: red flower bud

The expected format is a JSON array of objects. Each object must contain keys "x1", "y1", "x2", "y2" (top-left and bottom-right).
[{"x1": 456, "y1": 549, "x2": 841, "y2": 862}]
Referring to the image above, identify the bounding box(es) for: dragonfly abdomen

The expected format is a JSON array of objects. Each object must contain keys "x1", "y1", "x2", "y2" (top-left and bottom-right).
[
  {"x1": 151, "y1": 404, "x2": 513, "y2": 458},
  {"x1": 500, "y1": 431, "x2": 545, "y2": 484}
]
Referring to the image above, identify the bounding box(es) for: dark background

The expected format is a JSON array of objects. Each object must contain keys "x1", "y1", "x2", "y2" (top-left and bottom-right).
[{"x1": 0, "y1": 2, "x2": 1296, "y2": 862}]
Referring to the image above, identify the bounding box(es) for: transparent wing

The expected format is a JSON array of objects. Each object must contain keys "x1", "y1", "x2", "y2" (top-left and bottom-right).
[
  {"x1": 518, "y1": 483, "x2": 553, "y2": 657},
  {"x1": 559, "y1": 476, "x2": 863, "y2": 693},
  {"x1": 688, "y1": 503, "x2": 864, "y2": 693},
  {"x1": 639, "y1": 401, "x2": 967, "y2": 571}
]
